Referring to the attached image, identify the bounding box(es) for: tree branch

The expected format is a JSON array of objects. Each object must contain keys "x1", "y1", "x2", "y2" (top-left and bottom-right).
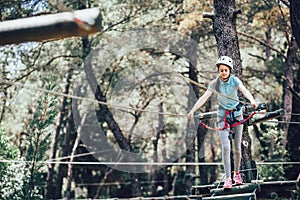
[
  {"x1": 202, "y1": 12, "x2": 214, "y2": 20},
  {"x1": 233, "y1": 9, "x2": 242, "y2": 19},
  {"x1": 280, "y1": 0, "x2": 290, "y2": 7},
  {"x1": 248, "y1": 53, "x2": 266, "y2": 61},
  {"x1": 238, "y1": 31, "x2": 287, "y2": 59}
]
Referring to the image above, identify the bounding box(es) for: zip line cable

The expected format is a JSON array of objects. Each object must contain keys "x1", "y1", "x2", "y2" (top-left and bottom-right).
[
  {"x1": 0, "y1": 159, "x2": 299, "y2": 166},
  {"x1": 4, "y1": 73, "x2": 300, "y2": 120},
  {"x1": 0, "y1": 73, "x2": 251, "y2": 118},
  {"x1": 266, "y1": 120, "x2": 300, "y2": 125},
  {"x1": 3, "y1": 77, "x2": 296, "y2": 119},
  {"x1": 3, "y1": 78, "x2": 300, "y2": 125},
  {"x1": 1, "y1": 78, "x2": 298, "y2": 164},
  {"x1": 0, "y1": 79, "x2": 184, "y2": 117},
  {"x1": 1, "y1": 159, "x2": 299, "y2": 188},
  {"x1": 285, "y1": 113, "x2": 300, "y2": 116},
  {"x1": 47, "y1": 151, "x2": 101, "y2": 161},
  {"x1": 42, "y1": 117, "x2": 300, "y2": 164},
  {"x1": 1, "y1": 78, "x2": 299, "y2": 165}
]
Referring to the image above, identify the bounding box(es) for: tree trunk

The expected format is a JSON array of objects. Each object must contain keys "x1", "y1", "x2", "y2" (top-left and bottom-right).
[
  {"x1": 66, "y1": 114, "x2": 86, "y2": 200},
  {"x1": 94, "y1": 168, "x2": 114, "y2": 198},
  {"x1": 83, "y1": 43, "x2": 130, "y2": 152},
  {"x1": 44, "y1": 68, "x2": 73, "y2": 200},
  {"x1": 151, "y1": 103, "x2": 164, "y2": 196},
  {"x1": 161, "y1": 125, "x2": 169, "y2": 195},
  {"x1": 0, "y1": 89, "x2": 7, "y2": 123},
  {"x1": 55, "y1": 86, "x2": 79, "y2": 199},
  {"x1": 265, "y1": 28, "x2": 272, "y2": 60},
  {"x1": 198, "y1": 101, "x2": 211, "y2": 185},
  {"x1": 82, "y1": 37, "x2": 142, "y2": 197},
  {"x1": 280, "y1": 37, "x2": 298, "y2": 156},
  {"x1": 290, "y1": 0, "x2": 300, "y2": 47},
  {"x1": 185, "y1": 30, "x2": 203, "y2": 193},
  {"x1": 213, "y1": 0, "x2": 242, "y2": 74},
  {"x1": 163, "y1": 166, "x2": 169, "y2": 195},
  {"x1": 286, "y1": 54, "x2": 300, "y2": 180},
  {"x1": 213, "y1": 0, "x2": 254, "y2": 181}
]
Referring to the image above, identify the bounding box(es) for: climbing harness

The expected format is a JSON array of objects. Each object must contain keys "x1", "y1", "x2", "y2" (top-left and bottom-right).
[
  {"x1": 196, "y1": 102, "x2": 285, "y2": 138},
  {"x1": 198, "y1": 110, "x2": 256, "y2": 131},
  {"x1": 195, "y1": 103, "x2": 271, "y2": 139}
]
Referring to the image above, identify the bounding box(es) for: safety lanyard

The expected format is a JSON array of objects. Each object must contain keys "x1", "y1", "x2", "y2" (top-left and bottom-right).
[{"x1": 198, "y1": 110, "x2": 256, "y2": 131}]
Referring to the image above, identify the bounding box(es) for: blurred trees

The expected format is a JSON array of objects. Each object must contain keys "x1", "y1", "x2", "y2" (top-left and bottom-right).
[{"x1": 0, "y1": 0, "x2": 299, "y2": 199}]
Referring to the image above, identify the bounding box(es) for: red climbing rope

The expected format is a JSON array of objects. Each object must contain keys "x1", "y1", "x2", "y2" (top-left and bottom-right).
[{"x1": 198, "y1": 111, "x2": 257, "y2": 131}]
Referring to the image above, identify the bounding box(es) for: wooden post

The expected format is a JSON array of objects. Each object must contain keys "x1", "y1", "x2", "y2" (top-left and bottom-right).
[{"x1": 0, "y1": 8, "x2": 102, "y2": 46}]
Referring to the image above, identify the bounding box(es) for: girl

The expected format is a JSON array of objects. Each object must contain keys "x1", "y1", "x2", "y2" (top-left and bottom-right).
[{"x1": 187, "y1": 56, "x2": 258, "y2": 189}]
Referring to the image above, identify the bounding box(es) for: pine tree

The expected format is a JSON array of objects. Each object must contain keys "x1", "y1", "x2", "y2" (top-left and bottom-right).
[{"x1": 22, "y1": 79, "x2": 58, "y2": 199}]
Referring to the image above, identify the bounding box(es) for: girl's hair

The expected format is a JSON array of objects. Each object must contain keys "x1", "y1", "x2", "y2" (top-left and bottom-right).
[{"x1": 213, "y1": 77, "x2": 220, "y2": 93}]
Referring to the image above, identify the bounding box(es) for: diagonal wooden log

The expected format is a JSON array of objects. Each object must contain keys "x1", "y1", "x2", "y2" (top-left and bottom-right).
[{"x1": 0, "y1": 7, "x2": 102, "y2": 46}]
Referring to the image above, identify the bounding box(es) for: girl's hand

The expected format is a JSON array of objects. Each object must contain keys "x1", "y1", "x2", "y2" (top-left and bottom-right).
[
  {"x1": 187, "y1": 111, "x2": 194, "y2": 119},
  {"x1": 251, "y1": 101, "x2": 258, "y2": 110}
]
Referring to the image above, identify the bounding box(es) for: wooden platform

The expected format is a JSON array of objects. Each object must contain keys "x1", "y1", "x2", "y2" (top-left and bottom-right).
[
  {"x1": 191, "y1": 180, "x2": 299, "y2": 200},
  {"x1": 106, "y1": 180, "x2": 299, "y2": 199}
]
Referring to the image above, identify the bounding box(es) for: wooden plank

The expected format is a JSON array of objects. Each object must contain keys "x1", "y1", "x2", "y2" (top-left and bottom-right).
[
  {"x1": 193, "y1": 180, "x2": 299, "y2": 199},
  {"x1": 0, "y1": 8, "x2": 102, "y2": 46},
  {"x1": 202, "y1": 192, "x2": 256, "y2": 200},
  {"x1": 130, "y1": 195, "x2": 203, "y2": 199},
  {"x1": 210, "y1": 183, "x2": 259, "y2": 196}
]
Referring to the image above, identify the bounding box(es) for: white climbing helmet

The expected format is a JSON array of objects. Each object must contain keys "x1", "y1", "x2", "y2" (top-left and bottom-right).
[{"x1": 216, "y1": 56, "x2": 233, "y2": 71}]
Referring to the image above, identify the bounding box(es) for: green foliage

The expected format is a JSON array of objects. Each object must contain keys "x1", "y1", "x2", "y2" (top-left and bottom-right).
[
  {"x1": 0, "y1": 129, "x2": 29, "y2": 200},
  {"x1": 0, "y1": 130, "x2": 19, "y2": 164},
  {"x1": 265, "y1": 55, "x2": 286, "y2": 83},
  {"x1": 22, "y1": 79, "x2": 59, "y2": 199},
  {"x1": 258, "y1": 123, "x2": 286, "y2": 181},
  {"x1": 242, "y1": 0, "x2": 277, "y2": 23}
]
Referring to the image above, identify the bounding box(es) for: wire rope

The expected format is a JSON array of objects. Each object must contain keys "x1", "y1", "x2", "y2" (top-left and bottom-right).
[
  {"x1": 0, "y1": 160, "x2": 299, "y2": 166},
  {"x1": 0, "y1": 79, "x2": 184, "y2": 117}
]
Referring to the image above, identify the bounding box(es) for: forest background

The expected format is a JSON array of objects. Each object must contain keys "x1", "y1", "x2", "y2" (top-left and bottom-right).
[{"x1": 0, "y1": 0, "x2": 299, "y2": 199}]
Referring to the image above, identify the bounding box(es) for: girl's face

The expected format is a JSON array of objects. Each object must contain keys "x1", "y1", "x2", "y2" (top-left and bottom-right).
[{"x1": 218, "y1": 64, "x2": 231, "y2": 81}]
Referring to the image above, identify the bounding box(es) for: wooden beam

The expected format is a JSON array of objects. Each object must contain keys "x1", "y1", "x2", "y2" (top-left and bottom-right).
[
  {"x1": 203, "y1": 193, "x2": 256, "y2": 200},
  {"x1": 0, "y1": 8, "x2": 102, "y2": 46},
  {"x1": 210, "y1": 183, "x2": 259, "y2": 196}
]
